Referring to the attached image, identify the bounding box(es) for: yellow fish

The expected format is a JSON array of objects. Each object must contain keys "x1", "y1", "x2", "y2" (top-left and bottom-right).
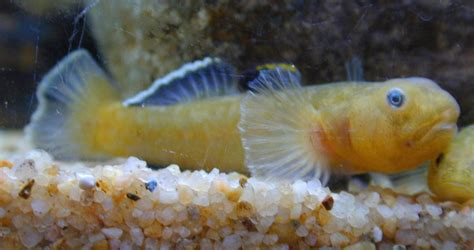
[
  {"x1": 26, "y1": 50, "x2": 459, "y2": 183},
  {"x1": 428, "y1": 125, "x2": 474, "y2": 202}
]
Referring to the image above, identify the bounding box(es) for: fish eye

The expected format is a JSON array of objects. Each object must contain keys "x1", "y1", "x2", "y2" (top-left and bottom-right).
[{"x1": 386, "y1": 88, "x2": 405, "y2": 108}]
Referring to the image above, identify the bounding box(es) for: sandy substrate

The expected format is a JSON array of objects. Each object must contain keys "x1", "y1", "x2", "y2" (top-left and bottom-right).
[{"x1": 0, "y1": 130, "x2": 473, "y2": 249}]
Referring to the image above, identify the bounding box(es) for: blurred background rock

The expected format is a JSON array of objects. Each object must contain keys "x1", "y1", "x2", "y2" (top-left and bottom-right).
[{"x1": 1, "y1": 0, "x2": 473, "y2": 129}]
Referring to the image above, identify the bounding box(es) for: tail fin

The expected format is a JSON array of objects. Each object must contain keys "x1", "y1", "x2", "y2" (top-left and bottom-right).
[{"x1": 25, "y1": 49, "x2": 120, "y2": 160}]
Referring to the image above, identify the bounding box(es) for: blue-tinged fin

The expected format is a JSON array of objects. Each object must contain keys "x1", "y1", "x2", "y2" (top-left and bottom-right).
[
  {"x1": 25, "y1": 49, "x2": 120, "y2": 160},
  {"x1": 249, "y1": 63, "x2": 302, "y2": 92},
  {"x1": 239, "y1": 65, "x2": 330, "y2": 184},
  {"x1": 345, "y1": 56, "x2": 364, "y2": 82},
  {"x1": 123, "y1": 58, "x2": 240, "y2": 106}
]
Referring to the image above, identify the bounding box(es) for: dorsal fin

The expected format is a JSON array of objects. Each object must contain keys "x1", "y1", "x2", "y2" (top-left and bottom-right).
[
  {"x1": 123, "y1": 58, "x2": 240, "y2": 106},
  {"x1": 249, "y1": 63, "x2": 302, "y2": 92},
  {"x1": 238, "y1": 63, "x2": 302, "y2": 92},
  {"x1": 239, "y1": 66, "x2": 330, "y2": 184},
  {"x1": 345, "y1": 56, "x2": 364, "y2": 82}
]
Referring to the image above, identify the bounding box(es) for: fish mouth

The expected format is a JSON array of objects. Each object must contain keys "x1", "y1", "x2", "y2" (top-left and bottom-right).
[
  {"x1": 411, "y1": 108, "x2": 458, "y2": 145},
  {"x1": 444, "y1": 181, "x2": 474, "y2": 199},
  {"x1": 413, "y1": 122, "x2": 457, "y2": 145},
  {"x1": 410, "y1": 89, "x2": 460, "y2": 145}
]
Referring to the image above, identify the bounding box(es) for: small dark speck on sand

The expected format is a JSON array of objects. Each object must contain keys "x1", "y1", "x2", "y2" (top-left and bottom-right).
[
  {"x1": 241, "y1": 218, "x2": 256, "y2": 231},
  {"x1": 18, "y1": 179, "x2": 35, "y2": 199},
  {"x1": 126, "y1": 193, "x2": 141, "y2": 201},
  {"x1": 322, "y1": 195, "x2": 334, "y2": 210},
  {"x1": 239, "y1": 177, "x2": 247, "y2": 187}
]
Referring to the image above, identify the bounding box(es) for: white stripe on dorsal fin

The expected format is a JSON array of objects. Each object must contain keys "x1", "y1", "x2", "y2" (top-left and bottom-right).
[
  {"x1": 123, "y1": 58, "x2": 240, "y2": 106},
  {"x1": 239, "y1": 66, "x2": 330, "y2": 184}
]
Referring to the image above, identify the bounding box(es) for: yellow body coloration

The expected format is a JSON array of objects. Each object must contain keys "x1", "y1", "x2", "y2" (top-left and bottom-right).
[
  {"x1": 92, "y1": 96, "x2": 245, "y2": 173},
  {"x1": 313, "y1": 80, "x2": 459, "y2": 174},
  {"x1": 27, "y1": 50, "x2": 460, "y2": 181},
  {"x1": 76, "y1": 80, "x2": 458, "y2": 175},
  {"x1": 428, "y1": 125, "x2": 474, "y2": 202}
]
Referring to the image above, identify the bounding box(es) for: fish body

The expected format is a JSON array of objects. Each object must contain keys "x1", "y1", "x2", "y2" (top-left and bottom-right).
[
  {"x1": 93, "y1": 96, "x2": 244, "y2": 173},
  {"x1": 27, "y1": 50, "x2": 460, "y2": 183},
  {"x1": 428, "y1": 125, "x2": 474, "y2": 202},
  {"x1": 78, "y1": 83, "x2": 372, "y2": 173}
]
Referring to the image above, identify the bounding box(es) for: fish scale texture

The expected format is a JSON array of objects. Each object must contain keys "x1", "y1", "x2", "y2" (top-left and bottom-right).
[{"x1": 0, "y1": 131, "x2": 473, "y2": 249}]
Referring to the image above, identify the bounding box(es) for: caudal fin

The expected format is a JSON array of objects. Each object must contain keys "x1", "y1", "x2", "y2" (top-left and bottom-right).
[{"x1": 25, "y1": 49, "x2": 120, "y2": 160}]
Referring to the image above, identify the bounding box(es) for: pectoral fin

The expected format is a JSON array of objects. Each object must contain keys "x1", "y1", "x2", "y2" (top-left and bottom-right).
[
  {"x1": 239, "y1": 66, "x2": 330, "y2": 184},
  {"x1": 373, "y1": 164, "x2": 429, "y2": 195}
]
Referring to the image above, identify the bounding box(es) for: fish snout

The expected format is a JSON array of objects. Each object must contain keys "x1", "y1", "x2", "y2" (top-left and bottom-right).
[
  {"x1": 428, "y1": 106, "x2": 459, "y2": 137},
  {"x1": 433, "y1": 87, "x2": 460, "y2": 127},
  {"x1": 441, "y1": 87, "x2": 461, "y2": 116}
]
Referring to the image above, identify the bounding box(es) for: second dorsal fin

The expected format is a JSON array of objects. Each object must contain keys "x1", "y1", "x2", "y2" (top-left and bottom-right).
[
  {"x1": 345, "y1": 56, "x2": 364, "y2": 82},
  {"x1": 123, "y1": 58, "x2": 240, "y2": 106}
]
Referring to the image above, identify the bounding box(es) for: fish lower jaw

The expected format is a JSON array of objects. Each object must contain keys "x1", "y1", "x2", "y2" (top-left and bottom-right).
[
  {"x1": 433, "y1": 181, "x2": 474, "y2": 202},
  {"x1": 412, "y1": 122, "x2": 457, "y2": 146},
  {"x1": 432, "y1": 120, "x2": 457, "y2": 130}
]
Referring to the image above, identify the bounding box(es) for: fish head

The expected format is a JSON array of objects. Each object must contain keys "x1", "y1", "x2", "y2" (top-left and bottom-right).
[
  {"x1": 346, "y1": 77, "x2": 459, "y2": 173},
  {"x1": 427, "y1": 126, "x2": 474, "y2": 202},
  {"x1": 427, "y1": 154, "x2": 474, "y2": 203}
]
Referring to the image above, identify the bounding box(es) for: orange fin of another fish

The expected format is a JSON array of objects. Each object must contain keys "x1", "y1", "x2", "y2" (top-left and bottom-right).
[
  {"x1": 25, "y1": 49, "x2": 120, "y2": 160},
  {"x1": 123, "y1": 58, "x2": 241, "y2": 106},
  {"x1": 239, "y1": 66, "x2": 330, "y2": 184}
]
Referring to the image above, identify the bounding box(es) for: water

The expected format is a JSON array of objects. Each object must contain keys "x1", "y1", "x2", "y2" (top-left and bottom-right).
[
  {"x1": 1, "y1": 1, "x2": 473, "y2": 128},
  {"x1": 0, "y1": 1, "x2": 473, "y2": 247}
]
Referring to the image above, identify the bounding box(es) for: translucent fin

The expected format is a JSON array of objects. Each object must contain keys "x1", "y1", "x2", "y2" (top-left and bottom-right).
[
  {"x1": 123, "y1": 58, "x2": 240, "y2": 106},
  {"x1": 345, "y1": 56, "x2": 364, "y2": 82},
  {"x1": 249, "y1": 63, "x2": 302, "y2": 92},
  {"x1": 238, "y1": 63, "x2": 301, "y2": 92},
  {"x1": 239, "y1": 67, "x2": 330, "y2": 184},
  {"x1": 370, "y1": 164, "x2": 429, "y2": 195},
  {"x1": 369, "y1": 173, "x2": 394, "y2": 189},
  {"x1": 389, "y1": 164, "x2": 429, "y2": 195},
  {"x1": 25, "y1": 49, "x2": 119, "y2": 160}
]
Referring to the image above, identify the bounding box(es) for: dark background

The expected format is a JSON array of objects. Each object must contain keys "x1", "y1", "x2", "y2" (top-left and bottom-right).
[{"x1": 0, "y1": 1, "x2": 97, "y2": 128}]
